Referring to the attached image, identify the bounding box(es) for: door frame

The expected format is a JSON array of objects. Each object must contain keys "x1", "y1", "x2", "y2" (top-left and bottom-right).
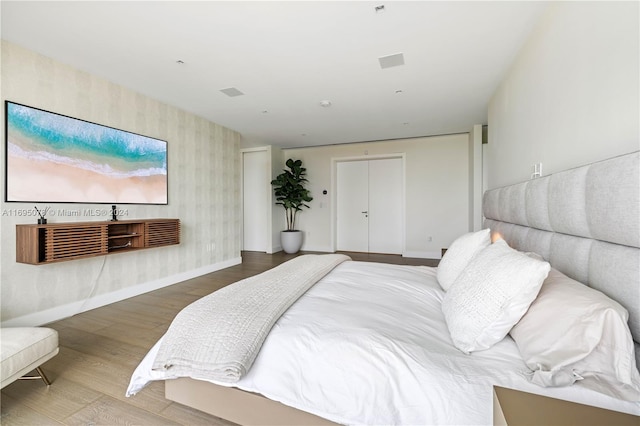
[{"x1": 330, "y1": 153, "x2": 406, "y2": 254}]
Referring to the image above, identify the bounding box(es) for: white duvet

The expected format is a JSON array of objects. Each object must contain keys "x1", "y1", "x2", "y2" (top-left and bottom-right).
[
  {"x1": 128, "y1": 261, "x2": 640, "y2": 425},
  {"x1": 151, "y1": 254, "x2": 349, "y2": 383}
]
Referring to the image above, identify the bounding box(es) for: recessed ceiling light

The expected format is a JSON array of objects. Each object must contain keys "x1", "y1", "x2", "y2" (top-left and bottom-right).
[
  {"x1": 319, "y1": 100, "x2": 332, "y2": 108},
  {"x1": 220, "y1": 87, "x2": 244, "y2": 97},
  {"x1": 379, "y1": 53, "x2": 405, "y2": 69}
]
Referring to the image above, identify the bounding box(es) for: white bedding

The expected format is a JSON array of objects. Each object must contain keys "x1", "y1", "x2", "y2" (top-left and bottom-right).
[
  {"x1": 151, "y1": 254, "x2": 349, "y2": 383},
  {"x1": 127, "y1": 261, "x2": 640, "y2": 425}
]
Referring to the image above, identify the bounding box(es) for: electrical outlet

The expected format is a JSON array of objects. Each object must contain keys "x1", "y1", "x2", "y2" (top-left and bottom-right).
[{"x1": 532, "y1": 162, "x2": 543, "y2": 179}]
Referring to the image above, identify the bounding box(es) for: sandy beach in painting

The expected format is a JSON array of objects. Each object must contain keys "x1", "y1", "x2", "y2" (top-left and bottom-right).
[
  {"x1": 6, "y1": 102, "x2": 168, "y2": 204},
  {"x1": 7, "y1": 154, "x2": 167, "y2": 204}
]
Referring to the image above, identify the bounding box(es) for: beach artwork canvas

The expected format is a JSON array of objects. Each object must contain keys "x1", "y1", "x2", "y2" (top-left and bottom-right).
[{"x1": 5, "y1": 101, "x2": 168, "y2": 204}]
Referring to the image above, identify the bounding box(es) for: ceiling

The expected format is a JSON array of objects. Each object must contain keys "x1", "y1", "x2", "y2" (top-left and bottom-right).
[{"x1": 1, "y1": 1, "x2": 548, "y2": 149}]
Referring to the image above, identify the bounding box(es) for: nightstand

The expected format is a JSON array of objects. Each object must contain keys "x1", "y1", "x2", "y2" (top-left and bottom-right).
[{"x1": 493, "y1": 386, "x2": 639, "y2": 425}]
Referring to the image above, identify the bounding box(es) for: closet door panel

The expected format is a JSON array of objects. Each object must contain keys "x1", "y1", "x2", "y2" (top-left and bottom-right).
[
  {"x1": 337, "y1": 161, "x2": 369, "y2": 252},
  {"x1": 243, "y1": 150, "x2": 269, "y2": 252},
  {"x1": 369, "y1": 158, "x2": 403, "y2": 254}
]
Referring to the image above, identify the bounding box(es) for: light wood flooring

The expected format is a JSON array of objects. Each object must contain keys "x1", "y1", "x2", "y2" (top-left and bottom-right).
[{"x1": 1, "y1": 251, "x2": 438, "y2": 425}]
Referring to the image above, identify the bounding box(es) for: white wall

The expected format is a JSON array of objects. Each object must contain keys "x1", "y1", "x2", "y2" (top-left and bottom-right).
[
  {"x1": 282, "y1": 134, "x2": 469, "y2": 258},
  {"x1": 468, "y1": 124, "x2": 483, "y2": 231},
  {"x1": 270, "y1": 145, "x2": 285, "y2": 253},
  {"x1": 1, "y1": 41, "x2": 242, "y2": 325},
  {"x1": 487, "y1": 2, "x2": 639, "y2": 189}
]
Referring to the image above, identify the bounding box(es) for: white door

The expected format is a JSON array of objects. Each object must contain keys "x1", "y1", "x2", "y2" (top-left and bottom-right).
[
  {"x1": 243, "y1": 150, "x2": 268, "y2": 252},
  {"x1": 337, "y1": 158, "x2": 403, "y2": 254},
  {"x1": 369, "y1": 158, "x2": 403, "y2": 254},
  {"x1": 337, "y1": 161, "x2": 369, "y2": 252}
]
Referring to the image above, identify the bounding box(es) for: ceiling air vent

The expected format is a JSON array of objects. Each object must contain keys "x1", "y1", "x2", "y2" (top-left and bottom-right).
[
  {"x1": 378, "y1": 53, "x2": 405, "y2": 69},
  {"x1": 220, "y1": 87, "x2": 244, "y2": 97}
]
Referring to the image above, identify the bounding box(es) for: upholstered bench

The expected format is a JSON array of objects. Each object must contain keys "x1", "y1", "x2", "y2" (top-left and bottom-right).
[{"x1": 1, "y1": 327, "x2": 59, "y2": 389}]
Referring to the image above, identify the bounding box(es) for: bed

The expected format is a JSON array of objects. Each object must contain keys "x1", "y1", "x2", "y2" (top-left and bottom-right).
[{"x1": 127, "y1": 151, "x2": 640, "y2": 424}]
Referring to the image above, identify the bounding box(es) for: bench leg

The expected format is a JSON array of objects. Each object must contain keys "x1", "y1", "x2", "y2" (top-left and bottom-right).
[
  {"x1": 18, "y1": 367, "x2": 52, "y2": 386},
  {"x1": 36, "y1": 367, "x2": 52, "y2": 386}
]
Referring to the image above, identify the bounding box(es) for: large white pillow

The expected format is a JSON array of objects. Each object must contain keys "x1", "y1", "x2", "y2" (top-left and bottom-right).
[
  {"x1": 510, "y1": 268, "x2": 640, "y2": 401},
  {"x1": 437, "y1": 229, "x2": 490, "y2": 291},
  {"x1": 442, "y1": 239, "x2": 550, "y2": 354}
]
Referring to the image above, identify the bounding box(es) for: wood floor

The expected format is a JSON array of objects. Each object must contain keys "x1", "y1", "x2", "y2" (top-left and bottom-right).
[{"x1": 0, "y1": 251, "x2": 438, "y2": 425}]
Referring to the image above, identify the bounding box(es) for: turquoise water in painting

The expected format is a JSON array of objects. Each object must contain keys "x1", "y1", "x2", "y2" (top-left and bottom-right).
[{"x1": 7, "y1": 102, "x2": 167, "y2": 178}]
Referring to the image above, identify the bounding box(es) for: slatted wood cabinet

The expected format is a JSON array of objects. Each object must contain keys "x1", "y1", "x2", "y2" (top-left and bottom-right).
[{"x1": 16, "y1": 219, "x2": 180, "y2": 265}]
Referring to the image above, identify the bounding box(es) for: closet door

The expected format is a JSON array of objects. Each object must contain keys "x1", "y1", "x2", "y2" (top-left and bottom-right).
[
  {"x1": 242, "y1": 150, "x2": 268, "y2": 252},
  {"x1": 337, "y1": 161, "x2": 369, "y2": 252},
  {"x1": 368, "y1": 158, "x2": 403, "y2": 254},
  {"x1": 336, "y1": 158, "x2": 403, "y2": 254}
]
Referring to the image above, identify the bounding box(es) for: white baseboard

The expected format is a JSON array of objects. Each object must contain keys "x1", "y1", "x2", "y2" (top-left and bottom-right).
[
  {"x1": 267, "y1": 245, "x2": 282, "y2": 254},
  {"x1": 296, "y1": 247, "x2": 440, "y2": 258},
  {"x1": 403, "y1": 250, "x2": 442, "y2": 260},
  {"x1": 1, "y1": 256, "x2": 242, "y2": 328},
  {"x1": 300, "y1": 245, "x2": 334, "y2": 253},
  {"x1": 267, "y1": 245, "x2": 333, "y2": 254}
]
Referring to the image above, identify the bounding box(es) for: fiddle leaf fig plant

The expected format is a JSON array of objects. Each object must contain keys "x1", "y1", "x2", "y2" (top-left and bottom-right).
[{"x1": 271, "y1": 158, "x2": 313, "y2": 231}]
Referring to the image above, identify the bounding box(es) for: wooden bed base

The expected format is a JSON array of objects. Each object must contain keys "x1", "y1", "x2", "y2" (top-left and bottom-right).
[{"x1": 165, "y1": 377, "x2": 337, "y2": 425}]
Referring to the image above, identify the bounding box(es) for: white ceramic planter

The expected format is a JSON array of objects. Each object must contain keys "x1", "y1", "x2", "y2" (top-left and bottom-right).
[{"x1": 281, "y1": 230, "x2": 303, "y2": 254}]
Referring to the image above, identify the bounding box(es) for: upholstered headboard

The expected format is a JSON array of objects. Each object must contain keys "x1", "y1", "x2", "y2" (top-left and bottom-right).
[{"x1": 482, "y1": 151, "x2": 640, "y2": 361}]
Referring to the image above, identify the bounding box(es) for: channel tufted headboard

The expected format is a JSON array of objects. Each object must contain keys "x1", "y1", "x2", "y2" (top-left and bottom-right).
[{"x1": 482, "y1": 151, "x2": 640, "y2": 362}]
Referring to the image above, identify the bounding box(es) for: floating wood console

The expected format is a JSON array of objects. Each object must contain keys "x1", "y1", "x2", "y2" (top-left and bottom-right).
[{"x1": 16, "y1": 219, "x2": 180, "y2": 265}]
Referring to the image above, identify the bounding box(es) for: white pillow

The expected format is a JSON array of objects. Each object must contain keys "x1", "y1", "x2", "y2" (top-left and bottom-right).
[
  {"x1": 442, "y1": 239, "x2": 550, "y2": 354},
  {"x1": 437, "y1": 229, "x2": 490, "y2": 291},
  {"x1": 510, "y1": 268, "x2": 640, "y2": 401}
]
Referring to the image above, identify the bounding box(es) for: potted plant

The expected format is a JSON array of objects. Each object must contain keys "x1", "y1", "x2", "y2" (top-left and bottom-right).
[{"x1": 271, "y1": 158, "x2": 313, "y2": 254}]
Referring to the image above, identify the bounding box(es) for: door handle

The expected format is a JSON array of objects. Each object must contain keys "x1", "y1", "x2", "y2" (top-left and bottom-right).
[{"x1": 361, "y1": 211, "x2": 368, "y2": 214}]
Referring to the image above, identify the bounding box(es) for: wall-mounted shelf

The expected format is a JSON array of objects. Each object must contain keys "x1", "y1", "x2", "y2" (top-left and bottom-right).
[{"x1": 16, "y1": 219, "x2": 180, "y2": 265}]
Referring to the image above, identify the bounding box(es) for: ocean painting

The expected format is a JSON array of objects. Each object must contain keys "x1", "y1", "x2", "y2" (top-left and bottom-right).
[{"x1": 5, "y1": 101, "x2": 168, "y2": 204}]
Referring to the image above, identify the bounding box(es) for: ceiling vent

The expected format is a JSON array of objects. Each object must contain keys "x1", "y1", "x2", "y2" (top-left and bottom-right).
[
  {"x1": 378, "y1": 53, "x2": 405, "y2": 69},
  {"x1": 220, "y1": 87, "x2": 244, "y2": 97}
]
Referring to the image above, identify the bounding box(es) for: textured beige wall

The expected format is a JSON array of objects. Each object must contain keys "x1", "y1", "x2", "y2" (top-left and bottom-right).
[{"x1": 0, "y1": 41, "x2": 241, "y2": 324}]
